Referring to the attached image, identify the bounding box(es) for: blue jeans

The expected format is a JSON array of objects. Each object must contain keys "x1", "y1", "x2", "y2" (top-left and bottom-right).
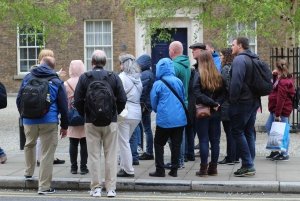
[
  {"x1": 195, "y1": 116, "x2": 221, "y2": 164},
  {"x1": 141, "y1": 109, "x2": 153, "y2": 155},
  {"x1": 185, "y1": 118, "x2": 196, "y2": 158},
  {"x1": 129, "y1": 125, "x2": 140, "y2": 162},
  {"x1": 228, "y1": 101, "x2": 259, "y2": 168},
  {"x1": 222, "y1": 120, "x2": 239, "y2": 161},
  {"x1": 265, "y1": 113, "x2": 290, "y2": 155},
  {"x1": 0, "y1": 146, "x2": 5, "y2": 157},
  {"x1": 137, "y1": 122, "x2": 142, "y2": 147}
]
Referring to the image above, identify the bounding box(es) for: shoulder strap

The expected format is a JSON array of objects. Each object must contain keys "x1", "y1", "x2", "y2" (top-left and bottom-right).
[{"x1": 66, "y1": 80, "x2": 75, "y2": 93}]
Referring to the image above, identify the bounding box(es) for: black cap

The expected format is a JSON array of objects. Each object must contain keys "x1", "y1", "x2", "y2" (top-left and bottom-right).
[{"x1": 189, "y1": 42, "x2": 206, "y2": 50}]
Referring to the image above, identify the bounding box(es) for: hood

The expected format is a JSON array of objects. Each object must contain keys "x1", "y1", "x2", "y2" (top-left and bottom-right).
[
  {"x1": 125, "y1": 72, "x2": 141, "y2": 85},
  {"x1": 212, "y1": 51, "x2": 219, "y2": 58},
  {"x1": 69, "y1": 60, "x2": 85, "y2": 78},
  {"x1": 31, "y1": 64, "x2": 58, "y2": 78},
  {"x1": 239, "y1": 50, "x2": 259, "y2": 59},
  {"x1": 155, "y1": 58, "x2": 175, "y2": 80},
  {"x1": 172, "y1": 55, "x2": 190, "y2": 69}
]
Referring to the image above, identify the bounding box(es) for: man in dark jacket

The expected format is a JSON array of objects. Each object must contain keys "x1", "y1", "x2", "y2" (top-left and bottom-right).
[
  {"x1": 74, "y1": 50, "x2": 126, "y2": 198},
  {"x1": 136, "y1": 54, "x2": 155, "y2": 160},
  {"x1": 16, "y1": 56, "x2": 69, "y2": 194},
  {"x1": 229, "y1": 36, "x2": 260, "y2": 177}
]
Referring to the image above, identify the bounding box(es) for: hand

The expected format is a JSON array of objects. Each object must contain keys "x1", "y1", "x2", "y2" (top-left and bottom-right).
[
  {"x1": 59, "y1": 68, "x2": 67, "y2": 77},
  {"x1": 213, "y1": 104, "x2": 220, "y2": 111},
  {"x1": 272, "y1": 69, "x2": 278, "y2": 75},
  {"x1": 275, "y1": 116, "x2": 281, "y2": 122},
  {"x1": 60, "y1": 128, "x2": 68, "y2": 139}
]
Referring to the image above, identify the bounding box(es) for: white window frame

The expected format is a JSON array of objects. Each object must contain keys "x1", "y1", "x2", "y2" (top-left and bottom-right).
[
  {"x1": 84, "y1": 20, "x2": 113, "y2": 71},
  {"x1": 228, "y1": 22, "x2": 257, "y2": 53},
  {"x1": 17, "y1": 27, "x2": 44, "y2": 75}
]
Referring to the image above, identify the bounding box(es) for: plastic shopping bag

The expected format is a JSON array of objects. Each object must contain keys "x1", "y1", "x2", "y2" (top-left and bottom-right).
[{"x1": 266, "y1": 122, "x2": 290, "y2": 152}]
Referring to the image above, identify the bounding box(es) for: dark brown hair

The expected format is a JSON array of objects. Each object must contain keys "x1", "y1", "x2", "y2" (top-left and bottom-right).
[{"x1": 220, "y1": 48, "x2": 235, "y2": 68}]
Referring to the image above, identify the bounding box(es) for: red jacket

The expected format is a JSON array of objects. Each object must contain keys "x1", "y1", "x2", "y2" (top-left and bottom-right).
[{"x1": 268, "y1": 76, "x2": 295, "y2": 117}]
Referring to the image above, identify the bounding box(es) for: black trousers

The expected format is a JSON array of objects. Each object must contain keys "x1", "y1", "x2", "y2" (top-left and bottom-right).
[
  {"x1": 69, "y1": 137, "x2": 88, "y2": 170},
  {"x1": 154, "y1": 125, "x2": 184, "y2": 173}
]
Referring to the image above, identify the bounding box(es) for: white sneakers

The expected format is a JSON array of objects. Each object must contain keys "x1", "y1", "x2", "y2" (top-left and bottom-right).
[
  {"x1": 90, "y1": 187, "x2": 101, "y2": 197},
  {"x1": 89, "y1": 188, "x2": 116, "y2": 197},
  {"x1": 137, "y1": 146, "x2": 143, "y2": 154},
  {"x1": 107, "y1": 190, "x2": 116, "y2": 197}
]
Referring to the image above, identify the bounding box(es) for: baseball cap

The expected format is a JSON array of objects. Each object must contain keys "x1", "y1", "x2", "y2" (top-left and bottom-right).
[{"x1": 189, "y1": 43, "x2": 206, "y2": 50}]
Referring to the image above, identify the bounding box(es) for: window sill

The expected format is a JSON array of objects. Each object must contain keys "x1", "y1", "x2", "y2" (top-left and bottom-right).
[{"x1": 14, "y1": 75, "x2": 26, "y2": 80}]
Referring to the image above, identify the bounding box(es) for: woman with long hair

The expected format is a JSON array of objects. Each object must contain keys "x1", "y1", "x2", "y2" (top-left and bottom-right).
[
  {"x1": 265, "y1": 59, "x2": 295, "y2": 161},
  {"x1": 194, "y1": 50, "x2": 225, "y2": 177},
  {"x1": 218, "y1": 48, "x2": 239, "y2": 165}
]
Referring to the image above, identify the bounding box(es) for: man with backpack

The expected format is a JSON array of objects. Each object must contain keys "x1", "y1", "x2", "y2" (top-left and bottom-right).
[
  {"x1": 229, "y1": 36, "x2": 261, "y2": 177},
  {"x1": 16, "y1": 56, "x2": 69, "y2": 194},
  {"x1": 74, "y1": 50, "x2": 126, "y2": 198}
]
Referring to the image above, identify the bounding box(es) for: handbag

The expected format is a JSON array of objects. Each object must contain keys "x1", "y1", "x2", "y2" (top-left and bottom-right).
[
  {"x1": 140, "y1": 102, "x2": 148, "y2": 117},
  {"x1": 160, "y1": 78, "x2": 192, "y2": 126},
  {"x1": 195, "y1": 103, "x2": 211, "y2": 118},
  {"x1": 66, "y1": 81, "x2": 85, "y2": 126},
  {"x1": 266, "y1": 121, "x2": 290, "y2": 152}
]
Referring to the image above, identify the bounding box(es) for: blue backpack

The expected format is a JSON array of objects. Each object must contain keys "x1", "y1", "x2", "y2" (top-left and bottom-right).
[{"x1": 66, "y1": 81, "x2": 84, "y2": 126}]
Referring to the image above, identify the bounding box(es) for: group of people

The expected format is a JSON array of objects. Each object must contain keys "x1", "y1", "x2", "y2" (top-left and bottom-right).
[{"x1": 0, "y1": 35, "x2": 294, "y2": 197}]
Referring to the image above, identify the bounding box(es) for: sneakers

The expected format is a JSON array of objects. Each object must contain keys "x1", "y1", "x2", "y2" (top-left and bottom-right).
[
  {"x1": 90, "y1": 187, "x2": 101, "y2": 197},
  {"x1": 218, "y1": 157, "x2": 234, "y2": 165},
  {"x1": 0, "y1": 155, "x2": 7, "y2": 164},
  {"x1": 137, "y1": 146, "x2": 143, "y2": 154},
  {"x1": 139, "y1": 153, "x2": 154, "y2": 160},
  {"x1": 117, "y1": 169, "x2": 134, "y2": 177},
  {"x1": 178, "y1": 165, "x2": 185, "y2": 170},
  {"x1": 234, "y1": 166, "x2": 256, "y2": 177},
  {"x1": 107, "y1": 190, "x2": 116, "y2": 197},
  {"x1": 38, "y1": 187, "x2": 55, "y2": 194},
  {"x1": 266, "y1": 151, "x2": 279, "y2": 160},
  {"x1": 24, "y1": 175, "x2": 34, "y2": 181},
  {"x1": 271, "y1": 154, "x2": 289, "y2": 161},
  {"x1": 163, "y1": 163, "x2": 171, "y2": 169}
]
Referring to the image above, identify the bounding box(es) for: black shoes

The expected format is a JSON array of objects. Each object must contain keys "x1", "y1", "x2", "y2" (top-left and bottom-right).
[
  {"x1": 80, "y1": 168, "x2": 89, "y2": 175},
  {"x1": 218, "y1": 157, "x2": 234, "y2": 165},
  {"x1": 266, "y1": 151, "x2": 280, "y2": 160},
  {"x1": 117, "y1": 169, "x2": 134, "y2": 177},
  {"x1": 149, "y1": 171, "x2": 166, "y2": 177},
  {"x1": 139, "y1": 153, "x2": 154, "y2": 160},
  {"x1": 53, "y1": 158, "x2": 65, "y2": 164},
  {"x1": 70, "y1": 169, "x2": 77, "y2": 174},
  {"x1": 132, "y1": 161, "x2": 139, "y2": 165},
  {"x1": 36, "y1": 160, "x2": 40, "y2": 167},
  {"x1": 168, "y1": 170, "x2": 178, "y2": 177}
]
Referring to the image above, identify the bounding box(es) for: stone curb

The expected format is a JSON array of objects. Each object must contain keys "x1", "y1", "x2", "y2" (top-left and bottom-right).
[{"x1": 1, "y1": 176, "x2": 296, "y2": 193}]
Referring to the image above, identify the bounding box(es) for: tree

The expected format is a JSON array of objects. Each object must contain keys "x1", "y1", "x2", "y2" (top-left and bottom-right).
[
  {"x1": 0, "y1": 0, "x2": 83, "y2": 48},
  {"x1": 120, "y1": 0, "x2": 299, "y2": 48}
]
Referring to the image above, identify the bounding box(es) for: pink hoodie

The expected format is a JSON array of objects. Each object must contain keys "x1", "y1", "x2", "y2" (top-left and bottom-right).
[{"x1": 64, "y1": 60, "x2": 86, "y2": 138}]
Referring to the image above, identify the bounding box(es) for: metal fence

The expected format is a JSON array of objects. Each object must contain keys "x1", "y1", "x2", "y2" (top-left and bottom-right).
[{"x1": 270, "y1": 48, "x2": 300, "y2": 132}]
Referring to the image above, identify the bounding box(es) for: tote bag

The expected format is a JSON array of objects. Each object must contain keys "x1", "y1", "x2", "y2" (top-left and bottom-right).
[{"x1": 266, "y1": 122, "x2": 290, "y2": 152}]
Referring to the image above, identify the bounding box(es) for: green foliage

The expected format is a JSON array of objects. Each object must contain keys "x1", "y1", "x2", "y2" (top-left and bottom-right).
[
  {"x1": 0, "y1": 0, "x2": 79, "y2": 49},
  {"x1": 121, "y1": 0, "x2": 298, "y2": 47}
]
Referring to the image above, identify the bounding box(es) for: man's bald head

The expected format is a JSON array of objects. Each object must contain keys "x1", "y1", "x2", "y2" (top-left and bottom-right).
[
  {"x1": 169, "y1": 41, "x2": 183, "y2": 59},
  {"x1": 91, "y1": 50, "x2": 107, "y2": 67},
  {"x1": 40, "y1": 56, "x2": 55, "y2": 70}
]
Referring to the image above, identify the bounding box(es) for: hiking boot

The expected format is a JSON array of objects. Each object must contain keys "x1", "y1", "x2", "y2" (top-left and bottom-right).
[
  {"x1": 139, "y1": 153, "x2": 154, "y2": 160},
  {"x1": 271, "y1": 154, "x2": 289, "y2": 161},
  {"x1": 234, "y1": 166, "x2": 256, "y2": 177},
  {"x1": 218, "y1": 157, "x2": 234, "y2": 165},
  {"x1": 266, "y1": 151, "x2": 279, "y2": 160},
  {"x1": 196, "y1": 164, "x2": 208, "y2": 177},
  {"x1": 207, "y1": 162, "x2": 218, "y2": 176}
]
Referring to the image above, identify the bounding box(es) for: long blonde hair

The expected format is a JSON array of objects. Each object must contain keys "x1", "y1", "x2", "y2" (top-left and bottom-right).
[{"x1": 198, "y1": 51, "x2": 223, "y2": 92}]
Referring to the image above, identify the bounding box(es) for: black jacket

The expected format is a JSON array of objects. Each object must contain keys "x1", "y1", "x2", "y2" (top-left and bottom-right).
[
  {"x1": 74, "y1": 66, "x2": 127, "y2": 123},
  {"x1": 140, "y1": 68, "x2": 155, "y2": 109},
  {"x1": 221, "y1": 64, "x2": 231, "y2": 121}
]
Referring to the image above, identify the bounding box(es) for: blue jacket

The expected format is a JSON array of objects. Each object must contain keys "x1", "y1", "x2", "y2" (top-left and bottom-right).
[
  {"x1": 229, "y1": 50, "x2": 260, "y2": 104},
  {"x1": 213, "y1": 51, "x2": 221, "y2": 72},
  {"x1": 16, "y1": 64, "x2": 69, "y2": 130},
  {"x1": 140, "y1": 66, "x2": 155, "y2": 109},
  {"x1": 150, "y1": 58, "x2": 187, "y2": 128}
]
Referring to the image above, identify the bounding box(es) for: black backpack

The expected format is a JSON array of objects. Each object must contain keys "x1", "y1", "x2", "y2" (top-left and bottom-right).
[
  {"x1": 18, "y1": 75, "x2": 58, "y2": 119},
  {"x1": 0, "y1": 82, "x2": 7, "y2": 109},
  {"x1": 85, "y1": 71, "x2": 116, "y2": 127},
  {"x1": 246, "y1": 56, "x2": 273, "y2": 97}
]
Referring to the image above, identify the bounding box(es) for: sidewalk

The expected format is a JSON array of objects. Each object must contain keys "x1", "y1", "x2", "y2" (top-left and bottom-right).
[{"x1": 1, "y1": 95, "x2": 300, "y2": 193}]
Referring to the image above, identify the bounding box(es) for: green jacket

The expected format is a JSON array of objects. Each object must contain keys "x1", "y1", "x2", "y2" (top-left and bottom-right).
[{"x1": 173, "y1": 55, "x2": 191, "y2": 107}]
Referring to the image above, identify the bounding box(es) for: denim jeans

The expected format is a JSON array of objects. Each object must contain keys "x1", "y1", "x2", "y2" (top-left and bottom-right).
[
  {"x1": 185, "y1": 121, "x2": 196, "y2": 158},
  {"x1": 265, "y1": 113, "x2": 290, "y2": 155},
  {"x1": 0, "y1": 146, "x2": 5, "y2": 157},
  {"x1": 228, "y1": 101, "x2": 259, "y2": 168},
  {"x1": 137, "y1": 122, "x2": 142, "y2": 147},
  {"x1": 222, "y1": 120, "x2": 238, "y2": 161},
  {"x1": 141, "y1": 109, "x2": 153, "y2": 155},
  {"x1": 195, "y1": 116, "x2": 221, "y2": 164},
  {"x1": 129, "y1": 125, "x2": 140, "y2": 162},
  {"x1": 167, "y1": 129, "x2": 185, "y2": 167}
]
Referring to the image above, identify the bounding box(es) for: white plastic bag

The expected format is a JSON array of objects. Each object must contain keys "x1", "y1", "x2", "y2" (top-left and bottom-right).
[{"x1": 266, "y1": 122, "x2": 290, "y2": 152}]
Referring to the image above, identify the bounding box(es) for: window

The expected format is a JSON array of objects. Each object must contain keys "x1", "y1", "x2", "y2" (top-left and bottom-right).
[
  {"x1": 17, "y1": 28, "x2": 44, "y2": 74},
  {"x1": 84, "y1": 20, "x2": 113, "y2": 71},
  {"x1": 228, "y1": 22, "x2": 257, "y2": 53}
]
